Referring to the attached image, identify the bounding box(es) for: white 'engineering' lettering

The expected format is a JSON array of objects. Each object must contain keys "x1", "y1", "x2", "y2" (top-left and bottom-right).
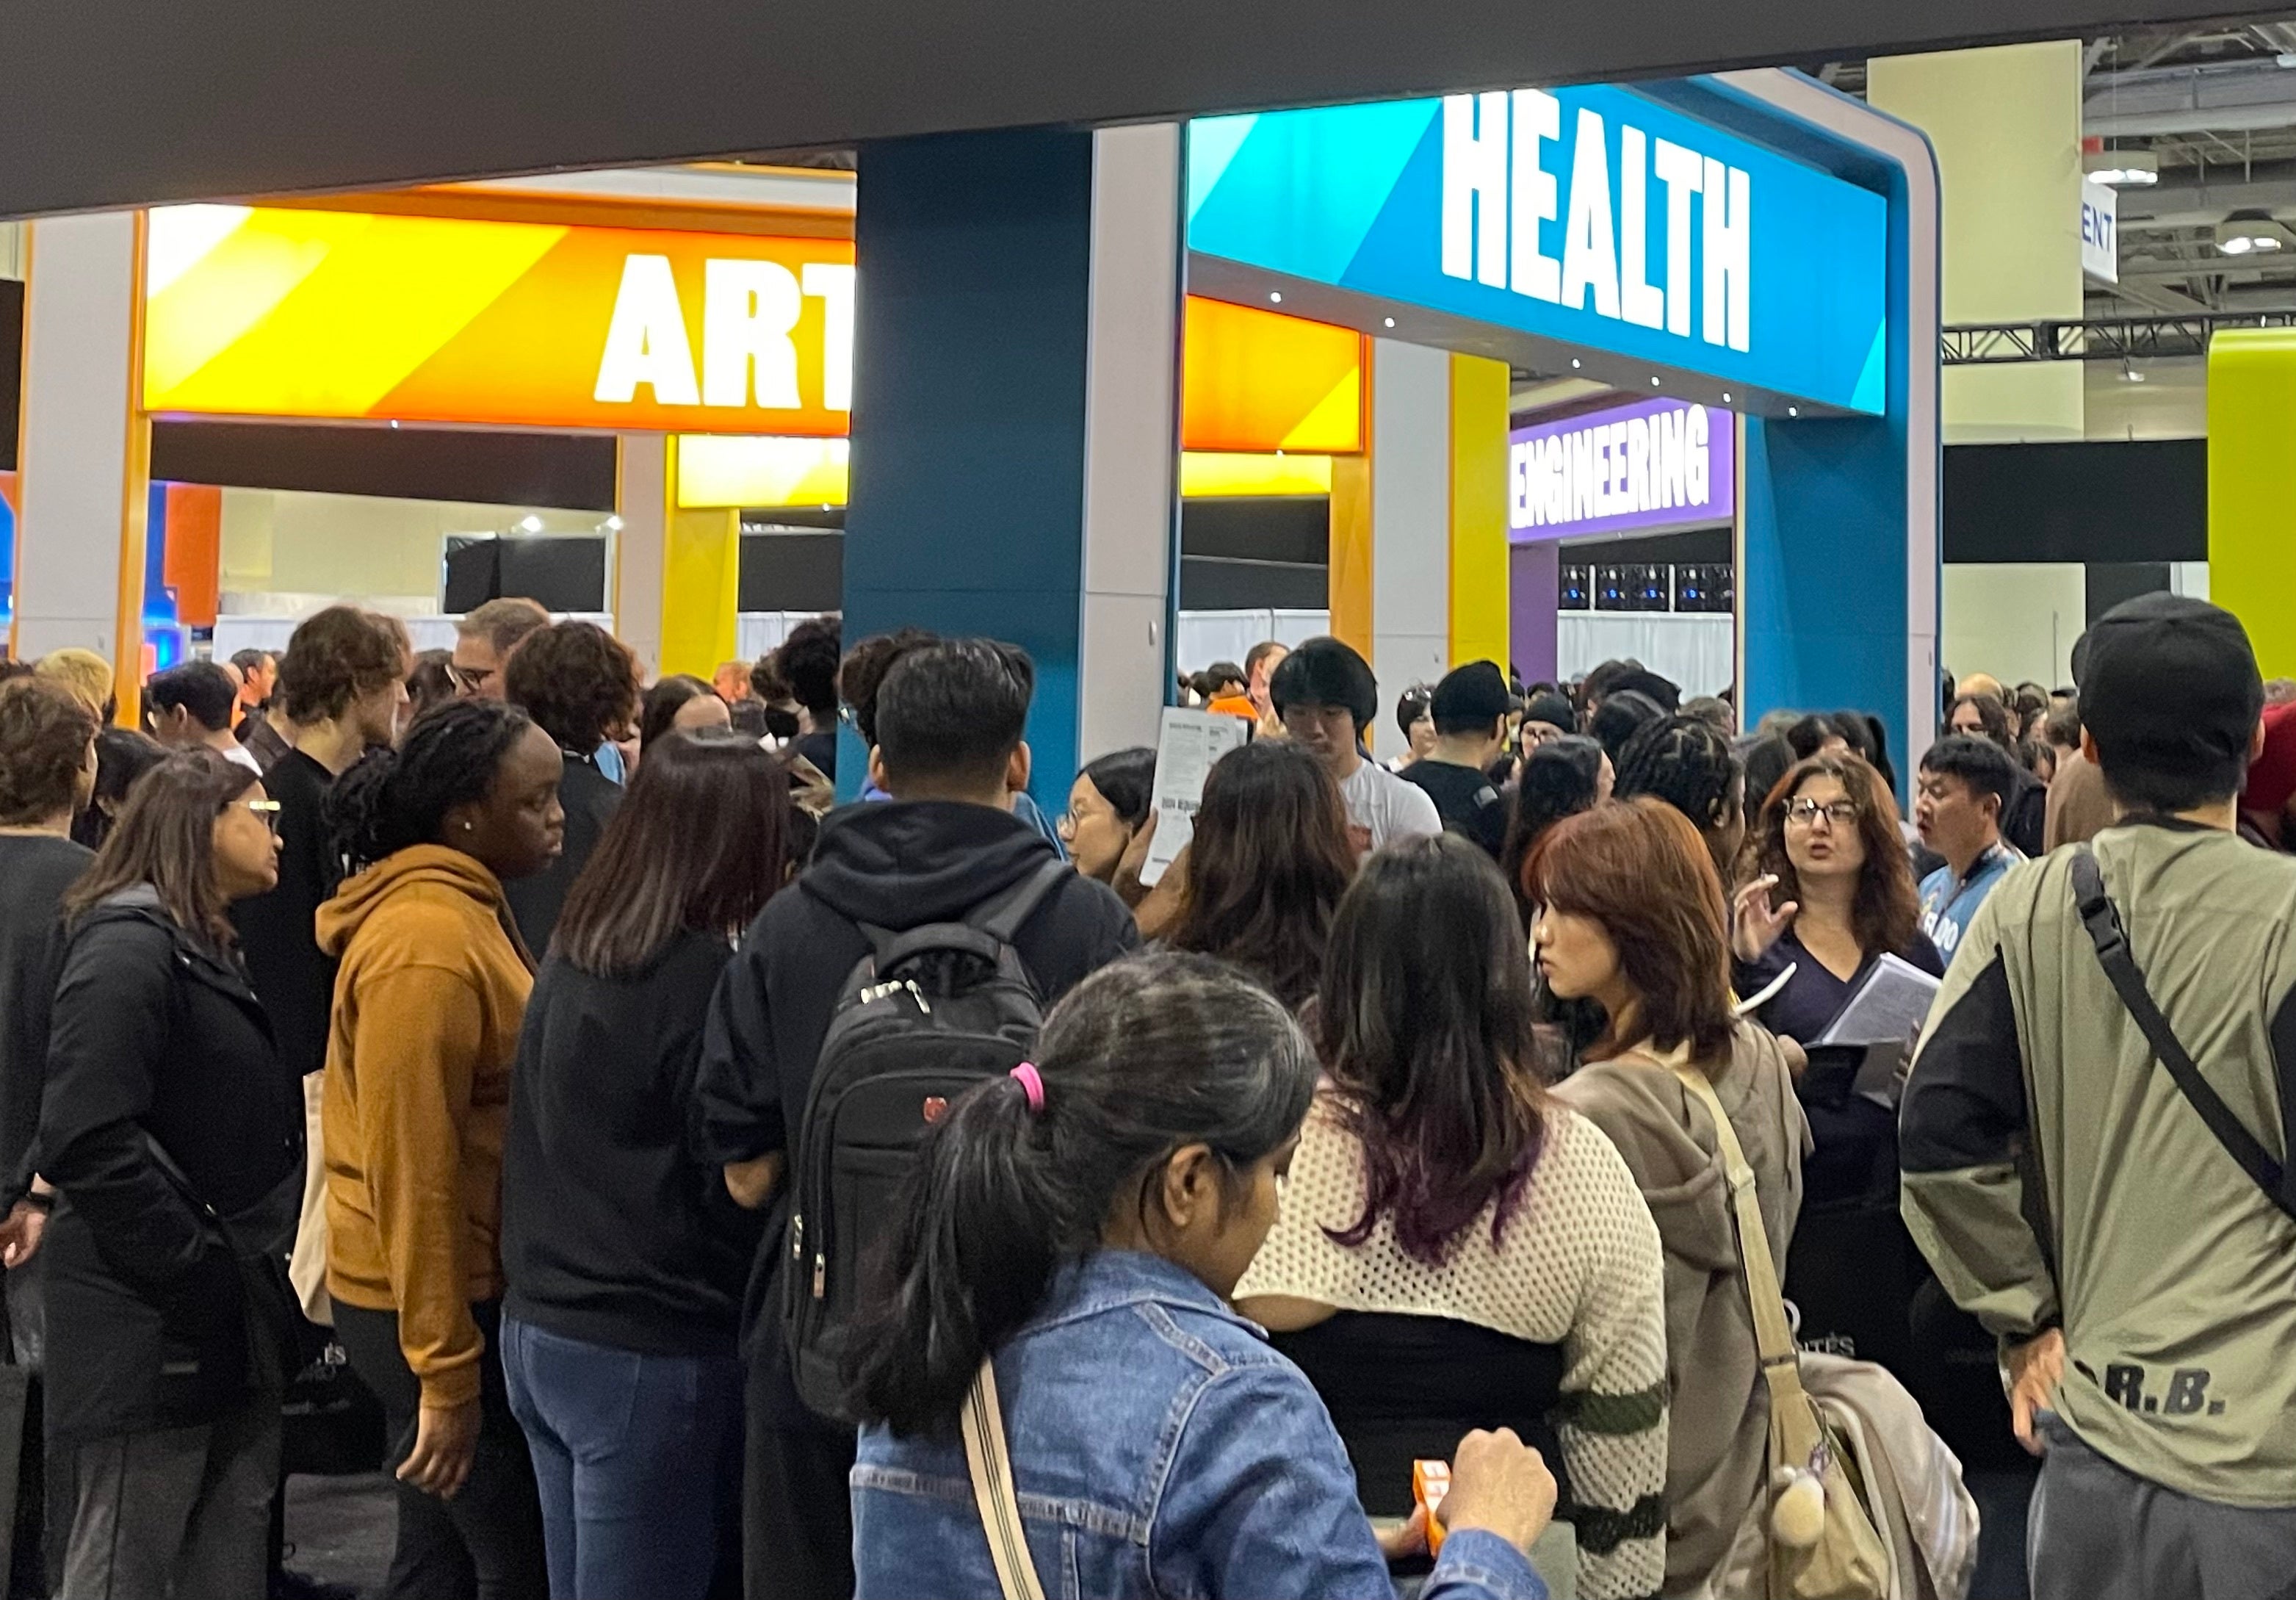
[
  {"x1": 1441, "y1": 93, "x2": 1751, "y2": 353},
  {"x1": 1509, "y1": 403, "x2": 1714, "y2": 529}
]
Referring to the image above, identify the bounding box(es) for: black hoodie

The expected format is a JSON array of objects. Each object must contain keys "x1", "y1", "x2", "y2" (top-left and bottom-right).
[{"x1": 695, "y1": 799, "x2": 1138, "y2": 1177}]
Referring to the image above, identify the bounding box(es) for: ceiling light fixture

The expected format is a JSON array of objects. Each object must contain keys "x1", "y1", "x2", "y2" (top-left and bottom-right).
[
  {"x1": 2083, "y1": 148, "x2": 2159, "y2": 187},
  {"x1": 516, "y1": 515, "x2": 544, "y2": 534},
  {"x1": 1383, "y1": 317, "x2": 1395, "y2": 328},
  {"x1": 2217, "y1": 209, "x2": 2295, "y2": 256},
  {"x1": 1268, "y1": 291, "x2": 1282, "y2": 303}
]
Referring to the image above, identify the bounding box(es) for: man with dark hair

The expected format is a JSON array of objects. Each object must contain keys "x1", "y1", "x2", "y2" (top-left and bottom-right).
[
  {"x1": 1609, "y1": 666, "x2": 1681, "y2": 714},
  {"x1": 1398, "y1": 660, "x2": 1511, "y2": 860},
  {"x1": 451, "y1": 596, "x2": 551, "y2": 700},
  {"x1": 1913, "y1": 735, "x2": 2021, "y2": 961},
  {"x1": 773, "y1": 615, "x2": 843, "y2": 780},
  {"x1": 1588, "y1": 688, "x2": 1666, "y2": 767},
  {"x1": 1903, "y1": 595, "x2": 2296, "y2": 1600},
  {"x1": 1271, "y1": 636, "x2": 1440, "y2": 854},
  {"x1": 502, "y1": 621, "x2": 640, "y2": 954},
  {"x1": 146, "y1": 660, "x2": 261, "y2": 775},
  {"x1": 696, "y1": 635, "x2": 1136, "y2": 1600},
  {"x1": 229, "y1": 648, "x2": 278, "y2": 727}
]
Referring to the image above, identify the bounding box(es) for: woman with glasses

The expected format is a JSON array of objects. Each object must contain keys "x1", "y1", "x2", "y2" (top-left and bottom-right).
[
  {"x1": 1733, "y1": 752, "x2": 1942, "y2": 1049},
  {"x1": 40, "y1": 750, "x2": 304, "y2": 1597},
  {"x1": 1057, "y1": 746, "x2": 1154, "y2": 884}
]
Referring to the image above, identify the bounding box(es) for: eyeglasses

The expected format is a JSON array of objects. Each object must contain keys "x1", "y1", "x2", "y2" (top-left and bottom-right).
[
  {"x1": 228, "y1": 798, "x2": 284, "y2": 835},
  {"x1": 445, "y1": 663, "x2": 497, "y2": 696},
  {"x1": 1784, "y1": 798, "x2": 1860, "y2": 829}
]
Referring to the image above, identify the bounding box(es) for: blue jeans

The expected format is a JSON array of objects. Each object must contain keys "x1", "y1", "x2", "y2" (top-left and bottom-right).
[{"x1": 500, "y1": 1317, "x2": 743, "y2": 1600}]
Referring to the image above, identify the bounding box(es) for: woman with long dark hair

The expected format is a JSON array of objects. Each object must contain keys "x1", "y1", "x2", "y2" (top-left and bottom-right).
[
  {"x1": 499, "y1": 729, "x2": 795, "y2": 1600},
  {"x1": 42, "y1": 750, "x2": 303, "y2": 1596},
  {"x1": 1733, "y1": 752, "x2": 1941, "y2": 1048},
  {"x1": 1501, "y1": 733, "x2": 1609, "y2": 926},
  {"x1": 1527, "y1": 800, "x2": 1810, "y2": 1598},
  {"x1": 845, "y1": 953, "x2": 1559, "y2": 1600},
  {"x1": 319, "y1": 700, "x2": 565, "y2": 1598},
  {"x1": 636, "y1": 674, "x2": 731, "y2": 755},
  {"x1": 1164, "y1": 740, "x2": 1356, "y2": 1009},
  {"x1": 1235, "y1": 837, "x2": 1668, "y2": 1600}
]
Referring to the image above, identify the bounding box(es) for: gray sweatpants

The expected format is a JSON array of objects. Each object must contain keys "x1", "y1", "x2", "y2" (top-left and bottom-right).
[
  {"x1": 2030, "y1": 1414, "x2": 2296, "y2": 1600},
  {"x1": 57, "y1": 1395, "x2": 280, "y2": 1600}
]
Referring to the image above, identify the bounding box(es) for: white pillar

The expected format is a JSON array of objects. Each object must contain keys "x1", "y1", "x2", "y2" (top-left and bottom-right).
[
  {"x1": 1368, "y1": 338, "x2": 1451, "y2": 757},
  {"x1": 614, "y1": 433, "x2": 670, "y2": 678},
  {"x1": 1077, "y1": 123, "x2": 1183, "y2": 761},
  {"x1": 13, "y1": 212, "x2": 148, "y2": 712}
]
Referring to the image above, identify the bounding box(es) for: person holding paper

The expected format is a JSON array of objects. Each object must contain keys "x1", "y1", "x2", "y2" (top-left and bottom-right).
[{"x1": 1732, "y1": 753, "x2": 1944, "y2": 1052}]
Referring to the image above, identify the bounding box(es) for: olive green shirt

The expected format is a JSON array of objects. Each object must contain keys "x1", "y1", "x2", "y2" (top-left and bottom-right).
[{"x1": 1901, "y1": 821, "x2": 2296, "y2": 1507}]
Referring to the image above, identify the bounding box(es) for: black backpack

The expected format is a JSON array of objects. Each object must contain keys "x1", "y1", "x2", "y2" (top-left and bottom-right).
[{"x1": 782, "y1": 858, "x2": 1072, "y2": 1421}]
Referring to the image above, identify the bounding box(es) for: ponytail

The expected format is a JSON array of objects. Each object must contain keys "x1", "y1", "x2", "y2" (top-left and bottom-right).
[{"x1": 845, "y1": 951, "x2": 1318, "y2": 1435}]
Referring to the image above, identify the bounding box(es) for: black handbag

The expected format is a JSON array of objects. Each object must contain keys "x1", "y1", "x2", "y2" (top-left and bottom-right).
[{"x1": 140, "y1": 1134, "x2": 303, "y2": 1399}]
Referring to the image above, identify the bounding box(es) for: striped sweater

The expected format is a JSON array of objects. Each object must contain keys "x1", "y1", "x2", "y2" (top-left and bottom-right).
[{"x1": 1236, "y1": 1097, "x2": 1669, "y2": 1600}]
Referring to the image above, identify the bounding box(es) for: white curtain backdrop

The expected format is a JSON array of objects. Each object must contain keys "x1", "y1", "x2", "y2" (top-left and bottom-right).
[
  {"x1": 1174, "y1": 609, "x2": 1330, "y2": 674},
  {"x1": 1556, "y1": 612, "x2": 1734, "y2": 696}
]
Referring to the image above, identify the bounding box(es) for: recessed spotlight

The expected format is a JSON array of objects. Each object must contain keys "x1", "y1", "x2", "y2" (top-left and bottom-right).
[
  {"x1": 1650, "y1": 377, "x2": 1661, "y2": 387},
  {"x1": 1570, "y1": 358, "x2": 1582, "y2": 370},
  {"x1": 1787, "y1": 406, "x2": 1799, "y2": 417},
  {"x1": 516, "y1": 515, "x2": 544, "y2": 534},
  {"x1": 389, "y1": 419, "x2": 400, "y2": 429},
  {"x1": 1269, "y1": 292, "x2": 1282, "y2": 304},
  {"x1": 1383, "y1": 317, "x2": 1395, "y2": 328},
  {"x1": 1721, "y1": 392, "x2": 1732, "y2": 403},
  {"x1": 604, "y1": 515, "x2": 624, "y2": 532}
]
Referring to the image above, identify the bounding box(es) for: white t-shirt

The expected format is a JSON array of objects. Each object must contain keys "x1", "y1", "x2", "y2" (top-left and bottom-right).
[{"x1": 1337, "y1": 757, "x2": 1443, "y2": 854}]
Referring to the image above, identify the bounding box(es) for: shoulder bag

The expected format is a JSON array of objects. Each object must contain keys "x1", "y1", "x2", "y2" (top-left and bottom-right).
[
  {"x1": 2069, "y1": 847, "x2": 2296, "y2": 1222},
  {"x1": 961, "y1": 1358, "x2": 1049, "y2": 1600}
]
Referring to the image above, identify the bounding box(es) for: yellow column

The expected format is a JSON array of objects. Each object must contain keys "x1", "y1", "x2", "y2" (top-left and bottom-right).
[
  {"x1": 2208, "y1": 328, "x2": 2296, "y2": 677},
  {"x1": 657, "y1": 441, "x2": 741, "y2": 679},
  {"x1": 1448, "y1": 353, "x2": 1509, "y2": 670},
  {"x1": 1328, "y1": 454, "x2": 1373, "y2": 657},
  {"x1": 1868, "y1": 43, "x2": 2085, "y2": 444}
]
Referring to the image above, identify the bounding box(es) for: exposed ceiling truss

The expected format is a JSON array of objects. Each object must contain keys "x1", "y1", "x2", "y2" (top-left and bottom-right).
[{"x1": 1827, "y1": 17, "x2": 2296, "y2": 314}]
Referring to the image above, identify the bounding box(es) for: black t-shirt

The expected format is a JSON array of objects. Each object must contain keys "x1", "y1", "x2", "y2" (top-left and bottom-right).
[
  {"x1": 230, "y1": 749, "x2": 341, "y2": 1077},
  {"x1": 0, "y1": 832, "x2": 93, "y2": 1203},
  {"x1": 1397, "y1": 758, "x2": 1508, "y2": 860}
]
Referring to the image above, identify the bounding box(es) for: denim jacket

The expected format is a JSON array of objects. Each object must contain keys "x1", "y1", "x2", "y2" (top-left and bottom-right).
[{"x1": 852, "y1": 1250, "x2": 1548, "y2": 1600}]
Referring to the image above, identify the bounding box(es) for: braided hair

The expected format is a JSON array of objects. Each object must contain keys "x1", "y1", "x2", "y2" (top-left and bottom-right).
[{"x1": 327, "y1": 699, "x2": 534, "y2": 873}]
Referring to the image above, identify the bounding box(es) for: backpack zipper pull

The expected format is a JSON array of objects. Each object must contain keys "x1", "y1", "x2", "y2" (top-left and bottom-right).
[
  {"x1": 812, "y1": 1253, "x2": 827, "y2": 1299},
  {"x1": 790, "y1": 1213, "x2": 804, "y2": 1262},
  {"x1": 906, "y1": 980, "x2": 931, "y2": 1015}
]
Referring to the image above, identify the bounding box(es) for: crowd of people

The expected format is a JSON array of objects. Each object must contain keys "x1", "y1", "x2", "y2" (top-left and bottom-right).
[{"x1": 0, "y1": 590, "x2": 2290, "y2": 1600}]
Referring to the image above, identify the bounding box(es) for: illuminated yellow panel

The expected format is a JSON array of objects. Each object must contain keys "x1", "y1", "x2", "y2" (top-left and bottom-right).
[
  {"x1": 1181, "y1": 298, "x2": 1365, "y2": 454},
  {"x1": 1179, "y1": 452, "x2": 1333, "y2": 497},
  {"x1": 676, "y1": 436, "x2": 850, "y2": 508}
]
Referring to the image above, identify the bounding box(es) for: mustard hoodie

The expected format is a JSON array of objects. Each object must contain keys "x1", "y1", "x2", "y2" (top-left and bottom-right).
[{"x1": 316, "y1": 845, "x2": 534, "y2": 1409}]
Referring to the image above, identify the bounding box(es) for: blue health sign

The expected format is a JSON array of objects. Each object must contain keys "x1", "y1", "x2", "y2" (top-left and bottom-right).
[{"x1": 1188, "y1": 85, "x2": 1890, "y2": 415}]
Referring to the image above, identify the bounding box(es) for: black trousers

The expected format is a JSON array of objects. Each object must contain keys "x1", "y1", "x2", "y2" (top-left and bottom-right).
[
  {"x1": 335, "y1": 1300, "x2": 546, "y2": 1600},
  {"x1": 744, "y1": 1338, "x2": 853, "y2": 1600}
]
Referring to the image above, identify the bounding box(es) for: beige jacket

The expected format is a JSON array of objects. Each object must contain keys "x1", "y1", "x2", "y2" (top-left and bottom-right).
[{"x1": 1553, "y1": 1020, "x2": 1811, "y2": 1599}]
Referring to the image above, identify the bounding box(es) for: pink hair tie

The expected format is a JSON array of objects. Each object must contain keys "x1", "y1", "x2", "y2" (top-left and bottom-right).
[{"x1": 1008, "y1": 1062, "x2": 1046, "y2": 1114}]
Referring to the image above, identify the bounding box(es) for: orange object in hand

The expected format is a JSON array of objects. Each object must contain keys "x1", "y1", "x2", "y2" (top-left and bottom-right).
[{"x1": 1413, "y1": 1459, "x2": 1452, "y2": 1557}]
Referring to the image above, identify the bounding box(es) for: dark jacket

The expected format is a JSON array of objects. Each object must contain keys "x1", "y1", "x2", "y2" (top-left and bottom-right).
[
  {"x1": 695, "y1": 800, "x2": 1140, "y2": 1177},
  {"x1": 502, "y1": 930, "x2": 764, "y2": 1358},
  {"x1": 39, "y1": 889, "x2": 303, "y2": 1438},
  {"x1": 505, "y1": 755, "x2": 623, "y2": 960},
  {"x1": 0, "y1": 832, "x2": 91, "y2": 1208},
  {"x1": 229, "y1": 748, "x2": 342, "y2": 1078},
  {"x1": 2001, "y1": 765, "x2": 2047, "y2": 860}
]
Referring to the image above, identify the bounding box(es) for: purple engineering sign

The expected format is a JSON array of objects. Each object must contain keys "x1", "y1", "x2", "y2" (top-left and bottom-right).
[{"x1": 1509, "y1": 397, "x2": 1736, "y2": 543}]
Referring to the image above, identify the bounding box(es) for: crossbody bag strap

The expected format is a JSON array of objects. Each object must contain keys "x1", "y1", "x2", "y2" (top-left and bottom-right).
[
  {"x1": 1651, "y1": 1052, "x2": 1810, "y2": 1402},
  {"x1": 960, "y1": 1358, "x2": 1049, "y2": 1600},
  {"x1": 2069, "y1": 848, "x2": 2296, "y2": 1223}
]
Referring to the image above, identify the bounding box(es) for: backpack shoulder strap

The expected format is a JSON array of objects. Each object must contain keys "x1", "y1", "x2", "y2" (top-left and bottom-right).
[
  {"x1": 968, "y1": 860, "x2": 1074, "y2": 948},
  {"x1": 2069, "y1": 847, "x2": 2296, "y2": 1222},
  {"x1": 961, "y1": 1358, "x2": 1049, "y2": 1600}
]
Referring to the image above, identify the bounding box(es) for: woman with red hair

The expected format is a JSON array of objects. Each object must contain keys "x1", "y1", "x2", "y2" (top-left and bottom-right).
[{"x1": 1526, "y1": 799, "x2": 1810, "y2": 1598}]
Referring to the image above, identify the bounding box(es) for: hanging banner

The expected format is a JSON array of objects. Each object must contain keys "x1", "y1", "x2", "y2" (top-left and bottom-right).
[{"x1": 1511, "y1": 397, "x2": 1734, "y2": 541}]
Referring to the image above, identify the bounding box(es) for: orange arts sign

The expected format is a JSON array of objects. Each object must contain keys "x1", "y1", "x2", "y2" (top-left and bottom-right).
[{"x1": 143, "y1": 206, "x2": 854, "y2": 436}]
